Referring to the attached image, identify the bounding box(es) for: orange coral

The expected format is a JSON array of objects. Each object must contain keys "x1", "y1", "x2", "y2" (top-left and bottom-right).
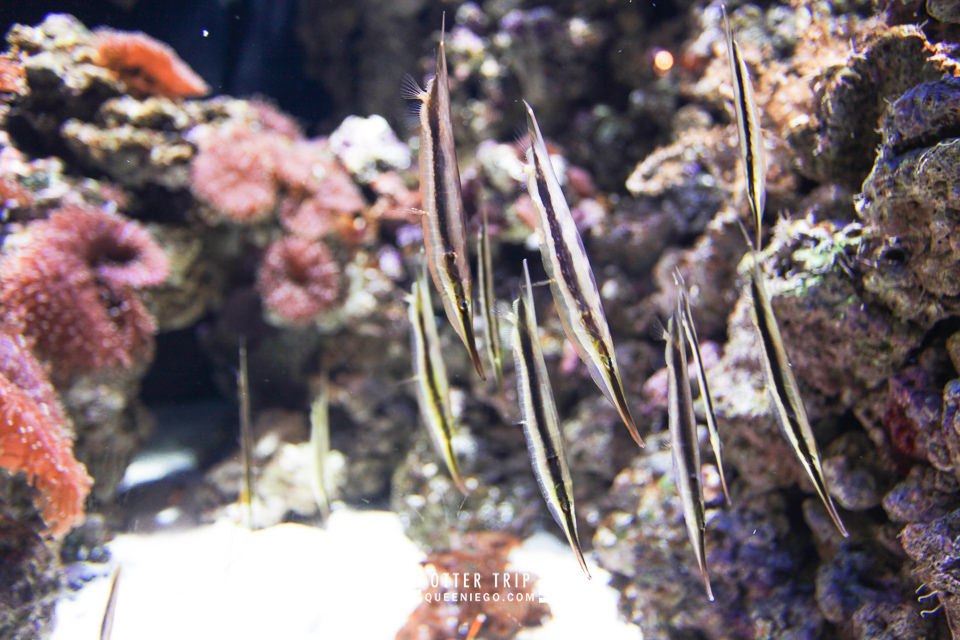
[
  {"x1": 92, "y1": 28, "x2": 209, "y2": 99},
  {"x1": 0, "y1": 332, "x2": 90, "y2": 537},
  {"x1": 0, "y1": 54, "x2": 25, "y2": 95}
]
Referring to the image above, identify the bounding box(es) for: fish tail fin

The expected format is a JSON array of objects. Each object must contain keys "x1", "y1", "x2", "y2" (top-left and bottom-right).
[
  {"x1": 459, "y1": 300, "x2": 487, "y2": 380},
  {"x1": 451, "y1": 466, "x2": 469, "y2": 496},
  {"x1": 701, "y1": 563, "x2": 715, "y2": 602},
  {"x1": 813, "y1": 471, "x2": 849, "y2": 537},
  {"x1": 609, "y1": 369, "x2": 644, "y2": 448},
  {"x1": 572, "y1": 540, "x2": 592, "y2": 580},
  {"x1": 717, "y1": 461, "x2": 731, "y2": 506},
  {"x1": 566, "y1": 524, "x2": 592, "y2": 579}
]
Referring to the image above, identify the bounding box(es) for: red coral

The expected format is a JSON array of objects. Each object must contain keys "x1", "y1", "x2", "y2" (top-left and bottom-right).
[
  {"x1": 257, "y1": 236, "x2": 342, "y2": 325},
  {"x1": 0, "y1": 207, "x2": 166, "y2": 377},
  {"x1": 92, "y1": 28, "x2": 209, "y2": 99},
  {"x1": 0, "y1": 54, "x2": 25, "y2": 95},
  {"x1": 0, "y1": 332, "x2": 91, "y2": 537},
  {"x1": 191, "y1": 123, "x2": 281, "y2": 223},
  {"x1": 0, "y1": 175, "x2": 32, "y2": 209}
]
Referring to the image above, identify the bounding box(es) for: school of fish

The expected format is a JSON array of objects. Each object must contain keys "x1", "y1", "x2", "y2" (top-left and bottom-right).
[{"x1": 398, "y1": 4, "x2": 848, "y2": 593}]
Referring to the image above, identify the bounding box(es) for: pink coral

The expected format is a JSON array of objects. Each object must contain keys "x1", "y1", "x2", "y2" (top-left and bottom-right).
[
  {"x1": 275, "y1": 140, "x2": 366, "y2": 238},
  {"x1": 190, "y1": 120, "x2": 368, "y2": 234},
  {"x1": 0, "y1": 332, "x2": 91, "y2": 537},
  {"x1": 191, "y1": 122, "x2": 281, "y2": 223},
  {"x1": 0, "y1": 206, "x2": 167, "y2": 377},
  {"x1": 43, "y1": 206, "x2": 170, "y2": 288},
  {"x1": 92, "y1": 28, "x2": 209, "y2": 99},
  {"x1": 278, "y1": 196, "x2": 335, "y2": 241},
  {"x1": 257, "y1": 236, "x2": 342, "y2": 325}
]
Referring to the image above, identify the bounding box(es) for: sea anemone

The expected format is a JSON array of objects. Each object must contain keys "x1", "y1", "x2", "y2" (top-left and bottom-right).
[
  {"x1": 190, "y1": 122, "x2": 280, "y2": 223},
  {"x1": 42, "y1": 206, "x2": 170, "y2": 289},
  {"x1": 257, "y1": 236, "x2": 342, "y2": 326},
  {"x1": 0, "y1": 332, "x2": 91, "y2": 537},
  {"x1": 0, "y1": 207, "x2": 166, "y2": 376}
]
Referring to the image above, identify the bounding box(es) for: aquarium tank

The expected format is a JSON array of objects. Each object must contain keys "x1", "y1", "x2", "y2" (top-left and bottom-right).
[{"x1": 1, "y1": 0, "x2": 959, "y2": 638}]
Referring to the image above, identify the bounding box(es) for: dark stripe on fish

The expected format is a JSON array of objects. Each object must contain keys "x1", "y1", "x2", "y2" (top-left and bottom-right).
[
  {"x1": 731, "y1": 41, "x2": 759, "y2": 225},
  {"x1": 416, "y1": 288, "x2": 451, "y2": 437},
  {"x1": 516, "y1": 284, "x2": 584, "y2": 569},
  {"x1": 750, "y1": 276, "x2": 812, "y2": 463},
  {"x1": 533, "y1": 159, "x2": 610, "y2": 365},
  {"x1": 427, "y1": 89, "x2": 452, "y2": 253}
]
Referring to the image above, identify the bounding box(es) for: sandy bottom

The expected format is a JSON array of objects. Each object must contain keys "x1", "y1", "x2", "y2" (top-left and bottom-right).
[{"x1": 53, "y1": 508, "x2": 640, "y2": 639}]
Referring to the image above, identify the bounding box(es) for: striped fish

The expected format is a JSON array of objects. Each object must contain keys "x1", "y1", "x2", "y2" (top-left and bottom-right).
[
  {"x1": 99, "y1": 565, "x2": 122, "y2": 640},
  {"x1": 522, "y1": 100, "x2": 642, "y2": 448},
  {"x1": 309, "y1": 375, "x2": 331, "y2": 517},
  {"x1": 746, "y1": 261, "x2": 849, "y2": 537},
  {"x1": 477, "y1": 207, "x2": 504, "y2": 387},
  {"x1": 674, "y1": 270, "x2": 730, "y2": 504},
  {"x1": 723, "y1": 5, "x2": 766, "y2": 250},
  {"x1": 403, "y1": 15, "x2": 485, "y2": 380},
  {"x1": 665, "y1": 311, "x2": 714, "y2": 601},
  {"x1": 513, "y1": 260, "x2": 590, "y2": 578},
  {"x1": 238, "y1": 338, "x2": 254, "y2": 530},
  {"x1": 409, "y1": 260, "x2": 467, "y2": 494}
]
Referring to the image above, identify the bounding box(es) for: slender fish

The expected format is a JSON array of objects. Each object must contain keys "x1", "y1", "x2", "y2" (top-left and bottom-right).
[
  {"x1": 723, "y1": 4, "x2": 766, "y2": 250},
  {"x1": 512, "y1": 260, "x2": 590, "y2": 578},
  {"x1": 99, "y1": 565, "x2": 122, "y2": 640},
  {"x1": 403, "y1": 15, "x2": 485, "y2": 379},
  {"x1": 477, "y1": 207, "x2": 504, "y2": 387},
  {"x1": 746, "y1": 260, "x2": 849, "y2": 537},
  {"x1": 409, "y1": 260, "x2": 467, "y2": 493},
  {"x1": 309, "y1": 374, "x2": 331, "y2": 517},
  {"x1": 674, "y1": 270, "x2": 730, "y2": 504},
  {"x1": 665, "y1": 311, "x2": 714, "y2": 601},
  {"x1": 238, "y1": 337, "x2": 254, "y2": 530},
  {"x1": 522, "y1": 100, "x2": 642, "y2": 448}
]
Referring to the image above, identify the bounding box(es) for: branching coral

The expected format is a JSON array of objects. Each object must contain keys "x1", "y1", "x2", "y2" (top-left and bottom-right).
[
  {"x1": 0, "y1": 206, "x2": 168, "y2": 376},
  {"x1": 0, "y1": 332, "x2": 90, "y2": 537},
  {"x1": 256, "y1": 236, "x2": 342, "y2": 326},
  {"x1": 92, "y1": 28, "x2": 209, "y2": 99}
]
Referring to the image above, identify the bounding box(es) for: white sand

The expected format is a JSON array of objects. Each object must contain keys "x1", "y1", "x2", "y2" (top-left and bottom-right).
[{"x1": 54, "y1": 509, "x2": 640, "y2": 639}]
